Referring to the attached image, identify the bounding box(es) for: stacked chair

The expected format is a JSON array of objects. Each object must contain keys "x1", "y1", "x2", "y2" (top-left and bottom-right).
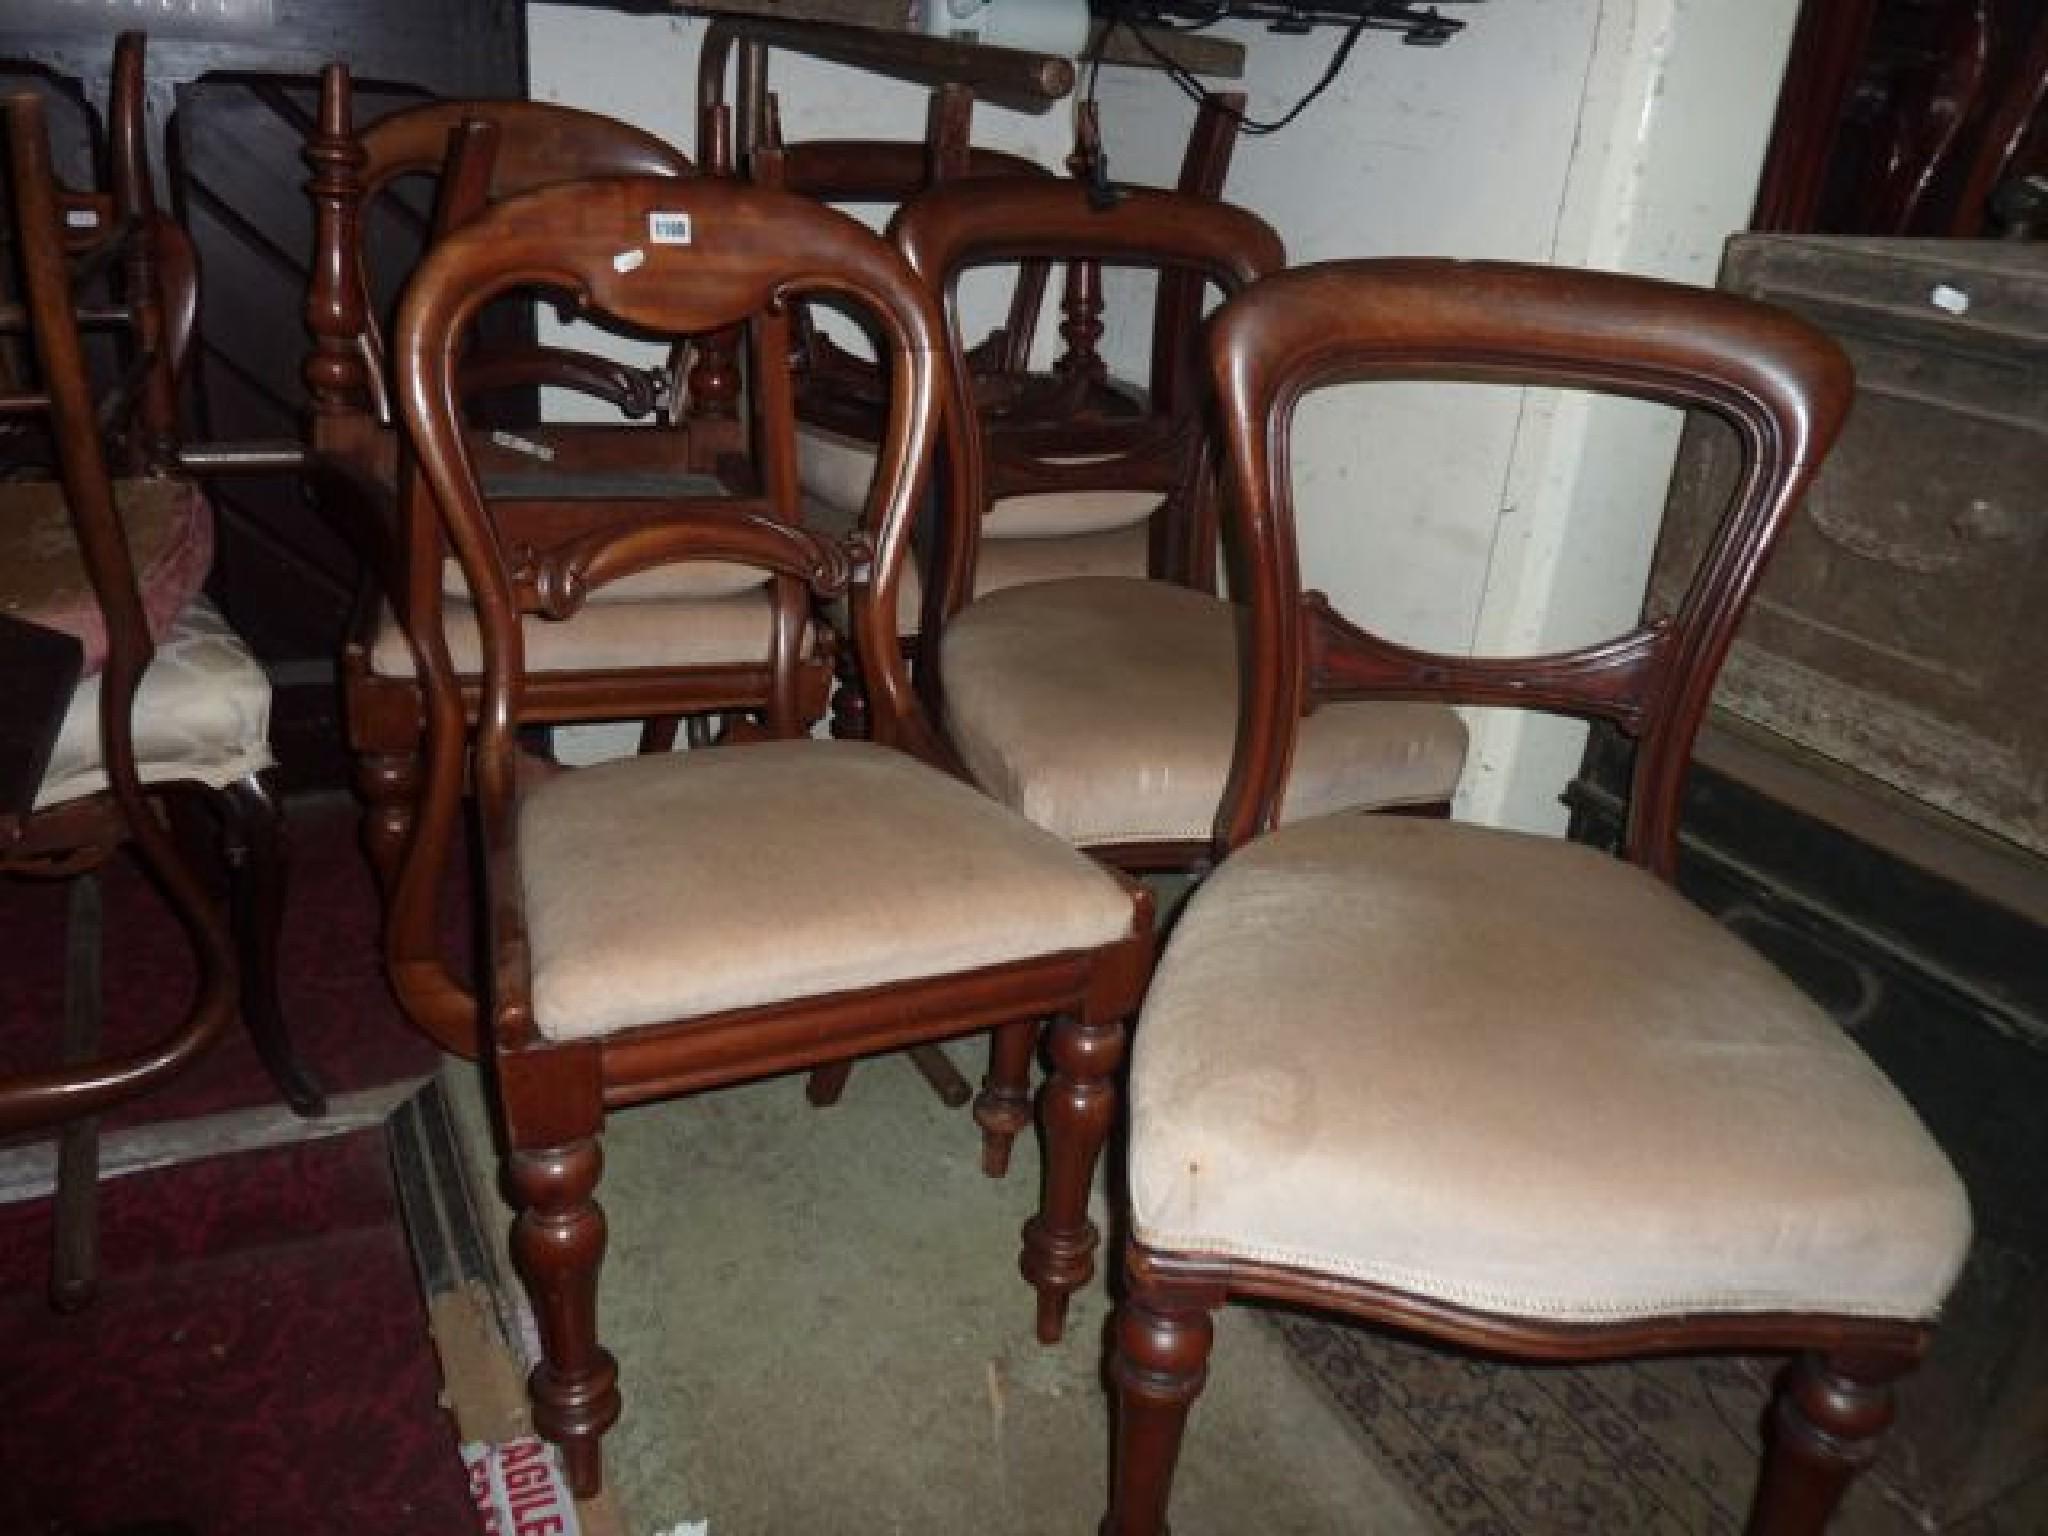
[
  {"x1": 0, "y1": 45, "x2": 319, "y2": 1309},
  {"x1": 301, "y1": 69, "x2": 837, "y2": 1058}
]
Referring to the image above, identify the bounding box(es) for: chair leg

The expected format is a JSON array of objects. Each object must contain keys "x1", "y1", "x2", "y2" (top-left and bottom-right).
[
  {"x1": 1747, "y1": 1349, "x2": 1912, "y2": 1536},
  {"x1": 509, "y1": 1138, "x2": 622, "y2": 1499},
  {"x1": 1020, "y1": 1010, "x2": 1125, "y2": 1344},
  {"x1": 829, "y1": 640, "x2": 870, "y2": 740},
  {"x1": 805, "y1": 1059, "x2": 855, "y2": 1106},
  {"x1": 974, "y1": 1019, "x2": 1039, "y2": 1178},
  {"x1": 908, "y1": 1044, "x2": 973, "y2": 1108},
  {"x1": 354, "y1": 747, "x2": 418, "y2": 901},
  {"x1": 637, "y1": 716, "x2": 681, "y2": 754},
  {"x1": 1102, "y1": 1272, "x2": 1217, "y2": 1536},
  {"x1": 51, "y1": 874, "x2": 104, "y2": 1312},
  {"x1": 219, "y1": 774, "x2": 325, "y2": 1118}
]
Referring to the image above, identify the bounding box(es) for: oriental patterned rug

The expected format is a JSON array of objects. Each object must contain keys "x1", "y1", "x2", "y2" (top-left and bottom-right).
[{"x1": 1272, "y1": 1312, "x2": 1941, "y2": 1536}]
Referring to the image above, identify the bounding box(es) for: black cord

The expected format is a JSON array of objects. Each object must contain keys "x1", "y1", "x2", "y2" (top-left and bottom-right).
[{"x1": 1112, "y1": 7, "x2": 1370, "y2": 135}]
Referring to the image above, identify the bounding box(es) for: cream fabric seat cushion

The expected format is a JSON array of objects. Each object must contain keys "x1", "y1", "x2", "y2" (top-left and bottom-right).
[
  {"x1": 518, "y1": 738, "x2": 1136, "y2": 1041},
  {"x1": 439, "y1": 553, "x2": 766, "y2": 605},
  {"x1": 799, "y1": 422, "x2": 1158, "y2": 541},
  {"x1": 803, "y1": 493, "x2": 1151, "y2": 641},
  {"x1": 1130, "y1": 813, "x2": 1973, "y2": 1323},
  {"x1": 941, "y1": 577, "x2": 1468, "y2": 846},
  {"x1": 369, "y1": 585, "x2": 799, "y2": 679},
  {"x1": 36, "y1": 596, "x2": 273, "y2": 810}
]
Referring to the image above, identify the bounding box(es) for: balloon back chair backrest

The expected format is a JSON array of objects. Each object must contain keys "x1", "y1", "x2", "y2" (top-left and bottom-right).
[
  {"x1": 1204, "y1": 258, "x2": 1854, "y2": 874},
  {"x1": 392, "y1": 174, "x2": 962, "y2": 845}
]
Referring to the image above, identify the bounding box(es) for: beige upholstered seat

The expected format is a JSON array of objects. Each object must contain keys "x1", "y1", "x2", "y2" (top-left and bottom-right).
[
  {"x1": 439, "y1": 553, "x2": 768, "y2": 604},
  {"x1": 1129, "y1": 812, "x2": 1973, "y2": 1323},
  {"x1": 799, "y1": 423, "x2": 1155, "y2": 634},
  {"x1": 37, "y1": 595, "x2": 274, "y2": 809},
  {"x1": 518, "y1": 738, "x2": 1137, "y2": 1041},
  {"x1": 368, "y1": 584, "x2": 797, "y2": 679},
  {"x1": 942, "y1": 577, "x2": 1468, "y2": 846}
]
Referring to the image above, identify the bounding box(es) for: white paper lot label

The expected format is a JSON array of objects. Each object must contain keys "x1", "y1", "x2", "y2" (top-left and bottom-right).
[{"x1": 649, "y1": 211, "x2": 693, "y2": 245}]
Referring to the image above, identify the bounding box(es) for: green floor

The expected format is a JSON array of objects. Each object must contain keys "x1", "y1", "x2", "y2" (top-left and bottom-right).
[{"x1": 448, "y1": 1048, "x2": 1433, "y2": 1535}]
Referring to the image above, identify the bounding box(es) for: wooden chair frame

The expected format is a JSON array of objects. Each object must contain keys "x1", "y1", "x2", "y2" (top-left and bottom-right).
[
  {"x1": 1094, "y1": 259, "x2": 1926, "y2": 1536},
  {"x1": 890, "y1": 179, "x2": 1290, "y2": 1176},
  {"x1": 2, "y1": 79, "x2": 318, "y2": 1305},
  {"x1": 303, "y1": 69, "x2": 831, "y2": 1059},
  {"x1": 394, "y1": 173, "x2": 1153, "y2": 1496}
]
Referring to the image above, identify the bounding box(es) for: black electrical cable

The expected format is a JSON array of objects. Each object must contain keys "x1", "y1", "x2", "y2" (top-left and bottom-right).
[{"x1": 1093, "y1": 0, "x2": 1371, "y2": 137}]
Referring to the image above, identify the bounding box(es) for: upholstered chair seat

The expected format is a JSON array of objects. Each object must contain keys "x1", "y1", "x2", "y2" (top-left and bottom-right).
[
  {"x1": 1130, "y1": 811, "x2": 1973, "y2": 1323},
  {"x1": 0, "y1": 476, "x2": 213, "y2": 675},
  {"x1": 36, "y1": 594, "x2": 273, "y2": 811},
  {"x1": 368, "y1": 583, "x2": 803, "y2": 679},
  {"x1": 799, "y1": 423, "x2": 1154, "y2": 637},
  {"x1": 942, "y1": 577, "x2": 1468, "y2": 847},
  {"x1": 517, "y1": 738, "x2": 1138, "y2": 1042}
]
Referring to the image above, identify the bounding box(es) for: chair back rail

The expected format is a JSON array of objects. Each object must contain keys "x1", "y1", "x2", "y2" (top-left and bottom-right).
[{"x1": 1207, "y1": 259, "x2": 1854, "y2": 875}]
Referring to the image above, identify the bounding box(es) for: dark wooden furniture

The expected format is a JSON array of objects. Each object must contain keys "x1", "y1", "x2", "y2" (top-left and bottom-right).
[
  {"x1": 303, "y1": 67, "x2": 837, "y2": 1060},
  {"x1": 1, "y1": 85, "x2": 319, "y2": 1305},
  {"x1": 1755, "y1": 0, "x2": 2047, "y2": 236},
  {"x1": 891, "y1": 182, "x2": 1466, "y2": 1174},
  {"x1": 393, "y1": 171, "x2": 1152, "y2": 1495},
  {"x1": 1088, "y1": 260, "x2": 1972, "y2": 1535},
  {"x1": 0, "y1": 1, "x2": 528, "y2": 789},
  {"x1": 1568, "y1": 231, "x2": 2048, "y2": 1518}
]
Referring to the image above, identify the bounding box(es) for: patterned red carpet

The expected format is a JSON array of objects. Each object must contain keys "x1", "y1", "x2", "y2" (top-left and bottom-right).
[
  {"x1": 0, "y1": 796, "x2": 476, "y2": 1534},
  {"x1": 0, "y1": 1130, "x2": 477, "y2": 1534},
  {"x1": 0, "y1": 794, "x2": 441, "y2": 1129}
]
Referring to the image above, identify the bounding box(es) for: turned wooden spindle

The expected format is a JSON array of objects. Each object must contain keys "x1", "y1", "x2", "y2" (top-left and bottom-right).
[
  {"x1": 109, "y1": 34, "x2": 176, "y2": 470},
  {"x1": 303, "y1": 63, "x2": 372, "y2": 430}
]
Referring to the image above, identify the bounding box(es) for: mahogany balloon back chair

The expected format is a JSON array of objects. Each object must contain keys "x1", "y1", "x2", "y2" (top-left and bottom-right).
[
  {"x1": 393, "y1": 172, "x2": 1153, "y2": 1495},
  {"x1": 1, "y1": 85, "x2": 320, "y2": 1306},
  {"x1": 1091, "y1": 259, "x2": 1973, "y2": 1534},
  {"x1": 304, "y1": 69, "x2": 834, "y2": 1059},
  {"x1": 793, "y1": 93, "x2": 1251, "y2": 676},
  {"x1": 891, "y1": 181, "x2": 1468, "y2": 1177}
]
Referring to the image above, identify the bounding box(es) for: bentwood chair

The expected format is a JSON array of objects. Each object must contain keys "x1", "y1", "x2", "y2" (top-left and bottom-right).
[
  {"x1": 303, "y1": 69, "x2": 833, "y2": 1059},
  {"x1": 891, "y1": 182, "x2": 1468, "y2": 1176},
  {"x1": 1093, "y1": 261, "x2": 1973, "y2": 1534},
  {"x1": 393, "y1": 173, "x2": 1152, "y2": 1495},
  {"x1": 1, "y1": 89, "x2": 320, "y2": 1304}
]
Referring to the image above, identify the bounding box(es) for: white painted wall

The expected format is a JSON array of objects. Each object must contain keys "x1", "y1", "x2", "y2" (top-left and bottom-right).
[{"x1": 526, "y1": 1, "x2": 1799, "y2": 805}]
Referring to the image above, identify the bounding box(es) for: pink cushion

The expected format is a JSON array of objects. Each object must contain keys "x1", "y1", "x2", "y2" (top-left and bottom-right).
[{"x1": 0, "y1": 476, "x2": 214, "y2": 676}]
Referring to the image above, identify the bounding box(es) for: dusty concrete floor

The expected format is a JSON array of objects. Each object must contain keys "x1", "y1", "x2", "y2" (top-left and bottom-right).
[{"x1": 448, "y1": 1050, "x2": 1434, "y2": 1536}]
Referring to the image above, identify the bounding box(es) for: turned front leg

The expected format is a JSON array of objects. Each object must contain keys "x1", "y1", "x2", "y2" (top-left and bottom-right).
[
  {"x1": 974, "y1": 1018, "x2": 1039, "y2": 1179},
  {"x1": 1748, "y1": 1348, "x2": 1914, "y2": 1536},
  {"x1": 1020, "y1": 1010, "x2": 1125, "y2": 1343},
  {"x1": 1102, "y1": 1274, "x2": 1217, "y2": 1536},
  {"x1": 509, "y1": 1140, "x2": 621, "y2": 1498}
]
